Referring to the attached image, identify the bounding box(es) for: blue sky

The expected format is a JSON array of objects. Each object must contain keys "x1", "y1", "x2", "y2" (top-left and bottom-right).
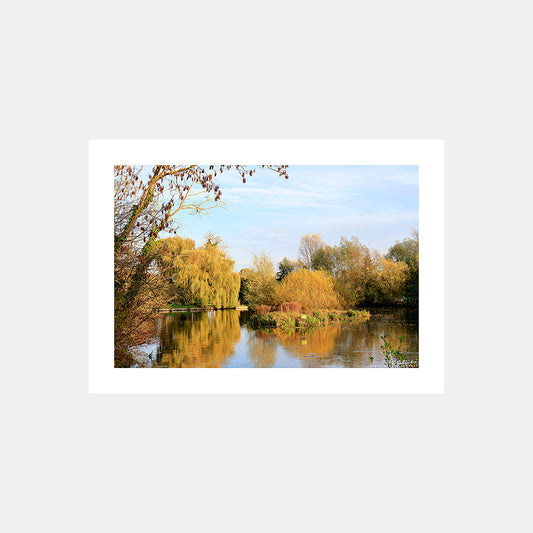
[{"x1": 163, "y1": 165, "x2": 418, "y2": 271}]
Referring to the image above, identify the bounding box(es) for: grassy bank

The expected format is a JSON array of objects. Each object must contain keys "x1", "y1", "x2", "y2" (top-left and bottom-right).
[{"x1": 249, "y1": 308, "x2": 370, "y2": 332}]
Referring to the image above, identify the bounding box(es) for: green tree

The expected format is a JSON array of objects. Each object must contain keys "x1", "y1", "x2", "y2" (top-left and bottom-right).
[
  {"x1": 386, "y1": 230, "x2": 418, "y2": 265},
  {"x1": 310, "y1": 245, "x2": 336, "y2": 272},
  {"x1": 276, "y1": 257, "x2": 297, "y2": 281},
  {"x1": 385, "y1": 230, "x2": 419, "y2": 303},
  {"x1": 238, "y1": 268, "x2": 253, "y2": 306}
]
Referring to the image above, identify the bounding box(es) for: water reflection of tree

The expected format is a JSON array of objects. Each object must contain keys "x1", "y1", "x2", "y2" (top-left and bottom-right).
[
  {"x1": 249, "y1": 309, "x2": 418, "y2": 368},
  {"x1": 152, "y1": 308, "x2": 418, "y2": 368},
  {"x1": 247, "y1": 332, "x2": 277, "y2": 368},
  {"x1": 247, "y1": 324, "x2": 343, "y2": 367},
  {"x1": 279, "y1": 325, "x2": 340, "y2": 363},
  {"x1": 323, "y1": 311, "x2": 419, "y2": 367},
  {"x1": 154, "y1": 310, "x2": 241, "y2": 367}
]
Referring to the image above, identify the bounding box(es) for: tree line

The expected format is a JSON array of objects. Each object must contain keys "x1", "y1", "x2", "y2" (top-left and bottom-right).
[
  {"x1": 239, "y1": 232, "x2": 418, "y2": 311},
  {"x1": 130, "y1": 229, "x2": 418, "y2": 318}
]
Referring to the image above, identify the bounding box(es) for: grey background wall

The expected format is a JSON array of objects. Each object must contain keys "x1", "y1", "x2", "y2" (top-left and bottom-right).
[{"x1": 2, "y1": 1, "x2": 531, "y2": 532}]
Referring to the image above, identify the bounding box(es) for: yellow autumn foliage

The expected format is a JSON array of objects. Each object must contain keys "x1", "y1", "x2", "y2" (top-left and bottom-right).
[
  {"x1": 276, "y1": 269, "x2": 345, "y2": 310},
  {"x1": 154, "y1": 236, "x2": 240, "y2": 308}
]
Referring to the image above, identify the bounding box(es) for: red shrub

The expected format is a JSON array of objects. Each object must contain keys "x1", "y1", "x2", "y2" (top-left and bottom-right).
[
  {"x1": 255, "y1": 305, "x2": 272, "y2": 316},
  {"x1": 278, "y1": 301, "x2": 303, "y2": 313}
]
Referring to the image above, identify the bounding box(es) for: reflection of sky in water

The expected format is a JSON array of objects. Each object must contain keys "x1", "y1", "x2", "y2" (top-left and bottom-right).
[{"x1": 141, "y1": 309, "x2": 418, "y2": 368}]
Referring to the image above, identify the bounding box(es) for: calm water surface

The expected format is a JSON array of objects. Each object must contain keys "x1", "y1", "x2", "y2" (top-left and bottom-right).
[{"x1": 135, "y1": 308, "x2": 418, "y2": 368}]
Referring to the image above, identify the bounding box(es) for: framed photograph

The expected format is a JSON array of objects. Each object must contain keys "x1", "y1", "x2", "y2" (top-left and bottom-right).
[{"x1": 89, "y1": 140, "x2": 444, "y2": 393}]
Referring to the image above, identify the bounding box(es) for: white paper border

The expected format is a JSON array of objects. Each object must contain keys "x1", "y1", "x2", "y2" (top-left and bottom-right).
[{"x1": 89, "y1": 140, "x2": 444, "y2": 393}]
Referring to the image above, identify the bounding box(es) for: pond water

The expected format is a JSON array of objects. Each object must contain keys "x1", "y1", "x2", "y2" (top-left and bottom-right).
[{"x1": 135, "y1": 308, "x2": 418, "y2": 368}]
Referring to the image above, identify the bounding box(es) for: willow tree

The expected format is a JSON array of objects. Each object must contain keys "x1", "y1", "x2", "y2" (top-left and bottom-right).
[
  {"x1": 114, "y1": 164, "x2": 289, "y2": 359},
  {"x1": 151, "y1": 235, "x2": 196, "y2": 305},
  {"x1": 154, "y1": 236, "x2": 241, "y2": 308}
]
